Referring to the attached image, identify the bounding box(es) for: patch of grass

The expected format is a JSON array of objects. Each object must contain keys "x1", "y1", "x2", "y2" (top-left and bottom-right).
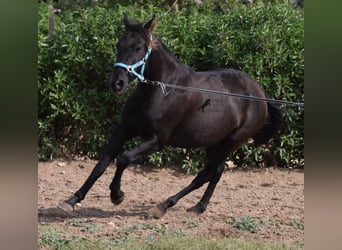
[
  {"x1": 124, "y1": 223, "x2": 188, "y2": 238},
  {"x1": 39, "y1": 224, "x2": 301, "y2": 250},
  {"x1": 289, "y1": 219, "x2": 304, "y2": 230},
  {"x1": 39, "y1": 233, "x2": 298, "y2": 250},
  {"x1": 84, "y1": 222, "x2": 101, "y2": 234},
  {"x1": 184, "y1": 218, "x2": 201, "y2": 228},
  {"x1": 67, "y1": 219, "x2": 101, "y2": 234},
  {"x1": 148, "y1": 236, "x2": 300, "y2": 250},
  {"x1": 169, "y1": 228, "x2": 186, "y2": 236},
  {"x1": 108, "y1": 234, "x2": 136, "y2": 247},
  {"x1": 38, "y1": 226, "x2": 69, "y2": 249},
  {"x1": 231, "y1": 215, "x2": 263, "y2": 233},
  {"x1": 125, "y1": 223, "x2": 168, "y2": 236}
]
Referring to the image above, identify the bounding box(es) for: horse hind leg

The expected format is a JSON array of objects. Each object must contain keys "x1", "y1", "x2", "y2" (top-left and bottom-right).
[
  {"x1": 150, "y1": 132, "x2": 246, "y2": 218},
  {"x1": 149, "y1": 146, "x2": 218, "y2": 218},
  {"x1": 186, "y1": 129, "x2": 252, "y2": 214},
  {"x1": 149, "y1": 164, "x2": 213, "y2": 218},
  {"x1": 186, "y1": 162, "x2": 225, "y2": 214}
]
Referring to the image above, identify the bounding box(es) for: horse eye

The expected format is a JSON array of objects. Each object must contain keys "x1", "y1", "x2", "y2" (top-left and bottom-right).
[{"x1": 135, "y1": 46, "x2": 142, "y2": 51}]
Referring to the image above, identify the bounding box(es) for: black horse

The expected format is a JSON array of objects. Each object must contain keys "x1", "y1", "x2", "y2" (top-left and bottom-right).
[{"x1": 58, "y1": 14, "x2": 282, "y2": 218}]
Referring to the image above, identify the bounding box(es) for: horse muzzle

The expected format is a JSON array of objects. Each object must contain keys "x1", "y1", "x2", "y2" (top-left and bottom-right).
[
  {"x1": 109, "y1": 71, "x2": 130, "y2": 94},
  {"x1": 111, "y1": 79, "x2": 126, "y2": 94}
]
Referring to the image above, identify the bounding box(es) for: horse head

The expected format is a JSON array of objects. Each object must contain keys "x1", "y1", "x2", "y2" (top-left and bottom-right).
[{"x1": 109, "y1": 13, "x2": 156, "y2": 94}]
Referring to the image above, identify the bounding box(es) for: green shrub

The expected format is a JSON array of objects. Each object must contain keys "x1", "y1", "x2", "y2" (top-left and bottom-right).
[
  {"x1": 38, "y1": 3, "x2": 128, "y2": 159},
  {"x1": 38, "y1": 2, "x2": 303, "y2": 169}
]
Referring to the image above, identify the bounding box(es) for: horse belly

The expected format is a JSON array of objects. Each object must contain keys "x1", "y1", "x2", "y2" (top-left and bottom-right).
[{"x1": 167, "y1": 115, "x2": 235, "y2": 148}]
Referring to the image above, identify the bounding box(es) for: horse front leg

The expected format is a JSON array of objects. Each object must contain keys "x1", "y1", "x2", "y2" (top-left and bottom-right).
[
  {"x1": 109, "y1": 135, "x2": 159, "y2": 205},
  {"x1": 58, "y1": 123, "x2": 129, "y2": 213}
]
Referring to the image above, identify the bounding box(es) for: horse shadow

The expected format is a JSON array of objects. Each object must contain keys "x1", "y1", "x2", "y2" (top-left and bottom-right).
[{"x1": 38, "y1": 204, "x2": 154, "y2": 223}]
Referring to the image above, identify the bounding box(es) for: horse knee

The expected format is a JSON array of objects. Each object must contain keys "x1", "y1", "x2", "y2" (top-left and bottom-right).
[
  {"x1": 90, "y1": 155, "x2": 112, "y2": 178},
  {"x1": 191, "y1": 174, "x2": 209, "y2": 189},
  {"x1": 217, "y1": 164, "x2": 225, "y2": 174},
  {"x1": 210, "y1": 164, "x2": 225, "y2": 182},
  {"x1": 116, "y1": 153, "x2": 130, "y2": 169}
]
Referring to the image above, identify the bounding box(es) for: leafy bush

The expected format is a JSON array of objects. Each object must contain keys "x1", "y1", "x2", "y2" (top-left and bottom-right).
[
  {"x1": 38, "y1": 1, "x2": 303, "y2": 170},
  {"x1": 38, "y1": 3, "x2": 128, "y2": 159}
]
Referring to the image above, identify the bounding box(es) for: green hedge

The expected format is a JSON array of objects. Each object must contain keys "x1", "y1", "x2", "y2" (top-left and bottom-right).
[{"x1": 38, "y1": 2, "x2": 304, "y2": 170}]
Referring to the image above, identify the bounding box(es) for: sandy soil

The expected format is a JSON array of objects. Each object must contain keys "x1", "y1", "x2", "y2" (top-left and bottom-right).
[{"x1": 38, "y1": 159, "x2": 304, "y2": 246}]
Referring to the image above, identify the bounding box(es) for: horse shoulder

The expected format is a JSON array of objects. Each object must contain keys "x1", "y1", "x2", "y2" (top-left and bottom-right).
[{"x1": 120, "y1": 90, "x2": 144, "y2": 129}]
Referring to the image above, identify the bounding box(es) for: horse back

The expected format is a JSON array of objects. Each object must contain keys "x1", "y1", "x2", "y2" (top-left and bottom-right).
[
  {"x1": 195, "y1": 68, "x2": 265, "y2": 98},
  {"x1": 165, "y1": 69, "x2": 268, "y2": 147}
]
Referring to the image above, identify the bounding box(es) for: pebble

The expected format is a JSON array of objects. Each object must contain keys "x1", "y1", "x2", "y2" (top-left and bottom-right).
[
  {"x1": 57, "y1": 162, "x2": 66, "y2": 167},
  {"x1": 107, "y1": 221, "x2": 115, "y2": 227}
]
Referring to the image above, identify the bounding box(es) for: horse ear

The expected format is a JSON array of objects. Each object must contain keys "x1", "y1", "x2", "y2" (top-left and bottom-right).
[
  {"x1": 144, "y1": 15, "x2": 156, "y2": 33},
  {"x1": 123, "y1": 12, "x2": 130, "y2": 29}
]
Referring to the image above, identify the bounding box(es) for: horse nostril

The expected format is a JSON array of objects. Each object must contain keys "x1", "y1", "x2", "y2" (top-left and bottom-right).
[
  {"x1": 111, "y1": 79, "x2": 124, "y2": 91},
  {"x1": 116, "y1": 80, "x2": 124, "y2": 88}
]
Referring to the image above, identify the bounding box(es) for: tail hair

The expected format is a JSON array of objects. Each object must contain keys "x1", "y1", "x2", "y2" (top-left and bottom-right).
[{"x1": 253, "y1": 102, "x2": 283, "y2": 146}]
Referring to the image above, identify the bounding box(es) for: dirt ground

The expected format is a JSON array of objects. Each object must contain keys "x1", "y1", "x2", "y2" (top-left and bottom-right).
[{"x1": 38, "y1": 159, "x2": 304, "y2": 247}]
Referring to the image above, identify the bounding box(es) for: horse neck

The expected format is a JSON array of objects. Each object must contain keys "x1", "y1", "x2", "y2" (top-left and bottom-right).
[{"x1": 145, "y1": 40, "x2": 193, "y2": 83}]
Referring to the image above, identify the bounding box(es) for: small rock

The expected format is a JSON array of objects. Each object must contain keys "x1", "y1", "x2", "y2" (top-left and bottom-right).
[{"x1": 107, "y1": 221, "x2": 115, "y2": 227}]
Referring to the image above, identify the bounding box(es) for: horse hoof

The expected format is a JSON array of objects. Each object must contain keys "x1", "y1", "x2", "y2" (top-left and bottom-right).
[
  {"x1": 111, "y1": 195, "x2": 125, "y2": 205},
  {"x1": 148, "y1": 204, "x2": 166, "y2": 219},
  {"x1": 186, "y1": 206, "x2": 205, "y2": 214},
  {"x1": 57, "y1": 201, "x2": 74, "y2": 214}
]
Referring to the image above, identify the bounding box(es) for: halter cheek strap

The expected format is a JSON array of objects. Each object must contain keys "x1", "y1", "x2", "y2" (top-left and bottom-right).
[{"x1": 114, "y1": 34, "x2": 153, "y2": 81}]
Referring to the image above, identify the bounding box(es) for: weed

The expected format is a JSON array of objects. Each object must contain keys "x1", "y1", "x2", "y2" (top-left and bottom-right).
[
  {"x1": 84, "y1": 222, "x2": 101, "y2": 234},
  {"x1": 289, "y1": 219, "x2": 304, "y2": 230},
  {"x1": 38, "y1": 226, "x2": 73, "y2": 249},
  {"x1": 68, "y1": 219, "x2": 83, "y2": 227},
  {"x1": 185, "y1": 219, "x2": 200, "y2": 228},
  {"x1": 170, "y1": 228, "x2": 186, "y2": 236},
  {"x1": 232, "y1": 215, "x2": 263, "y2": 233},
  {"x1": 68, "y1": 219, "x2": 101, "y2": 234},
  {"x1": 109, "y1": 233, "x2": 132, "y2": 247},
  {"x1": 124, "y1": 223, "x2": 168, "y2": 239}
]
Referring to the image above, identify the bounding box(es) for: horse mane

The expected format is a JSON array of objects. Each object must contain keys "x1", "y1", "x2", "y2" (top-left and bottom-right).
[{"x1": 157, "y1": 40, "x2": 184, "y2": 65}]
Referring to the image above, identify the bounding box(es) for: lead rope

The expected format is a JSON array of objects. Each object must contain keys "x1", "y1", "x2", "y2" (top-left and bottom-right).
[
  {"x1": 158, "y1": 81, "x2": 170, "y2": 96},
  {"x1": 145, "y1": 79, "x2": 304, "y2": 107},
  {"x1": 142, "y1": 79, "x2": 170, "y2": 96}
]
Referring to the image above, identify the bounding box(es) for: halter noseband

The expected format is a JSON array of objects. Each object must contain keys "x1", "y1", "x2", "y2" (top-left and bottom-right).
[{"x1": 114, "y1": 34, "x2": 153, "y2": 81}]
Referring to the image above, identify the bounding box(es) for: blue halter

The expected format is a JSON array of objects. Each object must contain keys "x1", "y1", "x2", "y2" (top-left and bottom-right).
[{"x1": 114, "y1": 34, "x2": 153, "y2": 81}]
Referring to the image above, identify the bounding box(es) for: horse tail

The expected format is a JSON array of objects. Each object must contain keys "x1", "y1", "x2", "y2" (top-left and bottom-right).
[{"x1": 253, "y1": 102, "x2": 283, "y2": 146}]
